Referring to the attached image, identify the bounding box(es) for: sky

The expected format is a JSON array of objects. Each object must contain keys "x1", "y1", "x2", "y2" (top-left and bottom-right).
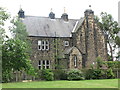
[
  {"x1": 0, "y1": 0, "x2": 120, "y2": 21},
  {"x1": 0, "y1": 0, "x2": 119, "y2": 59}
]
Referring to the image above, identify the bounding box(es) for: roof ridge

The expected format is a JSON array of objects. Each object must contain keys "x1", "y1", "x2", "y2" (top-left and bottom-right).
[{"x1": 25, "y1": 15, "x2": 80, "y2": 20}]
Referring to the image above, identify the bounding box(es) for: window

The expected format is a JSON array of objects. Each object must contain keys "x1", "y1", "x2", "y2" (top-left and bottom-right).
[
  {"x1": 38, "y1": 60, "x2": 42, "y2": 69},
  {"x1": 38, "y1": 60, "x2": 50, "y2": 69},
  {"x1": 42, "y1": 41, "x2": 45, "y2": 50},
  {"x1": 64, "y1": 41, "x2": 69, "y2": 46},
  {"x1": 45, "y1": 40, "x2": 49, "y2": 50},
  {"x1": 38, "y1": 40, "x2": 42, "y2": 50},
  {"x1": 74, "y1": 55, "x2": 77, "y2": 68},
  {"x1": 38, "y1": 40, "x2": 49, "y2": 51},
  {"x1": 46, "y1": 60, "x2": 50, "y2": 69}
]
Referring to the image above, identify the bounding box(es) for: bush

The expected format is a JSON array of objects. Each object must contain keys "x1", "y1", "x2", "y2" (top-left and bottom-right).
[
  {"x1": 2, "y1": 70, "x2": 12, "y2": 83},
  {"x1": 67, "y1": 69, "x2": 84, "y2": 80},
  {"x1": 92, "y1": 69, "x2": 105, "y2": 79},
  {"x1": 40, "y1": 69, "x2": 54, "y2": 81},
  {"x1": 84, "y1": 69, "x2": 106, "y2": 80},
  {"x1": 105, "y1": 61, "x2": 119, "y2": 69},
  {"x1": 83, "y1": 69, "x2": 93, "y2": 80},
  {"x1": 106, "y1": 68, "x2": 115, "y2": 79},
  {"x1": 53, "y1": 69, "x2": 67, "y2": 80}
]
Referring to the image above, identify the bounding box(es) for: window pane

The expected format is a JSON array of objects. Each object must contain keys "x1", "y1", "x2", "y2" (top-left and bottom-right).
[
  {"x1": 46, "y1": 41, "x2": 49, "y2": 45},
  {"x1": 38, "y1": 45, "x2": 41, "y2": 50},
  {"x1": 46, "y1": 46, "x2": 49, "y2": 50},
  {"x1": 46, "y1": 66, "x2": 49, "y2": 69},
  {"x1": 42, "y1": 46, "x2": 45, "y2": 50},
  {"x1": 39, "y1": 66, "x2": 41, "y2": 69},
  {"x1": 42, "y1": 41, "x2": 44, "y2": 44},
  {"x1": 43, "y1": 60, "x2": 45, "y2": 65},
  {"x1": 39, "y1": 60, "x2": 41, "y2": 65},
  {"x1": 64, "y1": 41, "x2": 69, "y2": 46},
  {"x1": 46, "y1": 60, "x2": 49, "y2": 65},
  {"x1": 43, "y1": 66, "x2": 45, "y2": 69},
  {"x1": 38, "y1": 41, "x2": 41, "y2": 45},
  {"x1": 74, "y1": 56, "x2": 77, "y2": 67}
]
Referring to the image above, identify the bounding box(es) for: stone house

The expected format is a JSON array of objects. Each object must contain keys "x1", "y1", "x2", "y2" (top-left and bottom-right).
[{"x1": 18, "y1": 8, "x2": 108, "y2": 69}]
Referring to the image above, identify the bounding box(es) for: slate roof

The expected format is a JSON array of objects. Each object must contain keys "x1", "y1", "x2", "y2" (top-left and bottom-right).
[{"x1": 22, "y1": 16, "x2": 84, "y2": 37}]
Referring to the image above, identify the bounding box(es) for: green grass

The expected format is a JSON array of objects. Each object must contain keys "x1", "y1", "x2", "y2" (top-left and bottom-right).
[{"x1": 2, "y1": 79, "x2": 118, "y2": 88}]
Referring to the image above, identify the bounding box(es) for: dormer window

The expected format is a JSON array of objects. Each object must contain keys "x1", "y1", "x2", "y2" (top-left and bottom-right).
[
  {"x1": 64, "y1": 41, "x2": 69, "y2": 46},
  {"x1": 38, "y1": 40, "x2": 49, "y2": 50}
]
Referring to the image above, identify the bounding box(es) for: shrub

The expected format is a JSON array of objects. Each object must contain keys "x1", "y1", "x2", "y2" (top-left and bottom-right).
[
  {"x1": 84, "y1": 69, "x2": 106, "y2": 80},
  {"x1": 84, "y1": 69, "x2": 93, "y2": 80},
  {"x1": 67, "y1": 69, "x2": 84, "y2": 80},
  {"x1": 92, "y1": 69, "x2": 105, "y2": 79},
  {"x1": 2, "y1": 70, "x2": 12, "y2": 83},
  {"x1": 106, "y1": 68, "x2": 115, "y2": 79},
  {"x1": 40, "y1": 69, "x2": 54, "y2": 81},
  {"x1": 53, "y1": 69, "x2": 67, "y2": 80},
  {"x1": 105, "y1": 61, "x2": 119, "y2": 69}
]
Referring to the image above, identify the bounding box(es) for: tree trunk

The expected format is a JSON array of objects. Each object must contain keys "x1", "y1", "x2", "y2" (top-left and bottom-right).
[
  {"x1": 15, "y1": 71, "x2": 18, "y2": 82},
  {"x1": 108, "y1": 42, "x2": 113, "y2": 61}
]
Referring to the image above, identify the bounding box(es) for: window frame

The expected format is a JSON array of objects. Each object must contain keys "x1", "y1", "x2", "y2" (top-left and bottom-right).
[
  {"x1": 38, "y1": 40, "x2": 49, "y2": 51},
  {"x1": 38, "y1": 60, "x2": 50, "y2": 69},
  {"x1": 41, "y1": 40, "x2": 46, "y2": 50},
  {"x1": 64, "y1": 41, "x2": 69, "y2": 46},
  {"x1": 38, "y1": 40, "x2": 42, "y2": 50},
  {"x1": 45, "y1": 40, "x2": 49, "y2": 51},
  {"x1": 74, "y1": 55, "x2": 77, "y2": 68}
]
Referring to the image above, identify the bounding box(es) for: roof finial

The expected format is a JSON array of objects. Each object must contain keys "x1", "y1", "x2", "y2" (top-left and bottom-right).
[
  {"x1": 89, "y1": 5, "x2": 91, "y2": 9},
  {"x1": 51, "y1": 8, "x2": 53, "y2": 12},
  {"x1": 64, "y1": 7, "x2": 66, "y2": 13},
  {"x1": 20, "y1": 5, "x2": 22, "y2": 9}
]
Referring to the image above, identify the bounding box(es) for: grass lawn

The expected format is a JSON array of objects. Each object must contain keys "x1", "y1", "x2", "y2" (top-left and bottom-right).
[{"x1": 2, "y1": 79, "x2": 118, "y2": 88}]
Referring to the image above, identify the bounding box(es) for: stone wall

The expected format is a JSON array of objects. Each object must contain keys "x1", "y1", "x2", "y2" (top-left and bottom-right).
[
  {"x1": 73, "y1": 11, "x2": 108, "y2": 68},
  {"x1": 29, "y1": 36, "x2": 72, "y2": 69},
  {"x1": 69, "y1": 47, "x2": 82, "y2": 69}
]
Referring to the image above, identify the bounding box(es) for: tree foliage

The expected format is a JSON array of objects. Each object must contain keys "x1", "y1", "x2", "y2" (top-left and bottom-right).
[
  {"x1": 2, "y1": 39, "x2": 35, "y2": 82},
  {"x1": 10, "y1": 17, "x2": 28, "y2": 41},
  {"x1": 0, "y1": 7, "x2": 9, "y2": 42},
  {"x1": 98, "y1": 12, "x2": 120, "y2": 60},
  {"x1": 1, "y1": 8, "x2": 35, "y2": 82},
  {"x1": 0, "y1": 7, "x2": 10, "y2": 82},
  {"x1": 2, "y1": 39, "x2": 32, "y2": 71}
]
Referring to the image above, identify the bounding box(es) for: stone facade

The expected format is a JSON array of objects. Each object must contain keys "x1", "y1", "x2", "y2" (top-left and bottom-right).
[
  {"x1": 21, "y1": 9, "x2": 108, "y2": 70},
  {"x1": 29, "y1": 36, "x2": 72, "y2": 69}
]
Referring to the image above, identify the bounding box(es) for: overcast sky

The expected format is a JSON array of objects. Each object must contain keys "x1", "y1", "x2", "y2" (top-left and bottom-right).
[{"x1": 0, "y1": 0, "x2": 119, "y2": 21}]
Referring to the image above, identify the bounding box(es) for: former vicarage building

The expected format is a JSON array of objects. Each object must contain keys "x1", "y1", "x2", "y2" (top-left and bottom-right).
[{"x1": 18, "y1": 8, "x2": 108, "y2": 70}]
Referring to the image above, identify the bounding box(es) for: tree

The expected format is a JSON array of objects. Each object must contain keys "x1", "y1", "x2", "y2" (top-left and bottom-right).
[
  {"x1": 99, "y1": 12, "x2": 120, "y2": 60},
  {"x1": 10, "y1": 17, "x2": 28, "y2": 41},
  {"x1": 10, "y1": 17, "x2": 32, "y2": 54},
  {"x1": 0, "y1": 7, "x2": 10, "y2": 83},
  {"x1": 1, "y1": 10, "x2": 35, "y2": 82}
]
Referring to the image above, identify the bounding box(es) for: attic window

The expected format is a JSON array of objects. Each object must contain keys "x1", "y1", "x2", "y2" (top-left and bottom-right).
[{"x1": 64, "y1": 41, "x2": 69, "y2": 46}]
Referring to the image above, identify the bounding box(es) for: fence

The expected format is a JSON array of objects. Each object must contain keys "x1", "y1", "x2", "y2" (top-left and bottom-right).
[{"x1": 8, "y1": 69, "x2": 120, "y2": 82}]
